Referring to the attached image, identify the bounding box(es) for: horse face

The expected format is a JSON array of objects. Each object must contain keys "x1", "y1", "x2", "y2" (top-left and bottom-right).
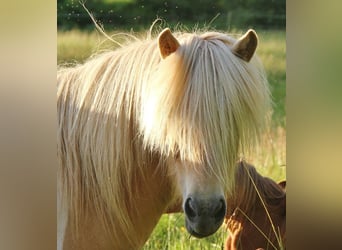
[
  {"x1": 174, "y1": 160, "x2": 227, "y2": 238},
  {"x1": 154, "y1": 28, "x2": 267, "y2": 238}
]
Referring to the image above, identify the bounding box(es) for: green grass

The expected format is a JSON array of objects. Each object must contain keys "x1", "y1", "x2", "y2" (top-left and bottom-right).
[
  {"x1": 57, "y1": 28, "x2": 286, "y2": 249},
  {"x1": 143, "y1": 214, "x2": 228, "y2": 250},
  {"x1": 57, "y1": 29, "x2": 120, "y2": 65}
]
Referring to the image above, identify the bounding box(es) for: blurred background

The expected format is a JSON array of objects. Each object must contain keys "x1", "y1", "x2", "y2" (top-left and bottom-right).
[{"x1": 57, "y1": 0, "x2": 285, "y2": 31}]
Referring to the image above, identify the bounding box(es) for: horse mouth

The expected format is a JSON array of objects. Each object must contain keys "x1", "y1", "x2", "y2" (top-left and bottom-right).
[
  {"x1": 185, "y1": 220, "x2": 219, "y2": 238},
  {"x1": 187, "y1": 228, "x2": 212, "y2": 238}
]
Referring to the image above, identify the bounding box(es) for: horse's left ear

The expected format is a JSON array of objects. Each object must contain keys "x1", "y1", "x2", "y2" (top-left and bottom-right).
[
  {"x1": 158, "y1": 28, "x2": 180, "y2": 59},
  {"x1": 231, "y1": 29, "x2": 258, "y2": 62},
  {"x1": 278, "y1": 180, "x2": 286, "y2": 190}
]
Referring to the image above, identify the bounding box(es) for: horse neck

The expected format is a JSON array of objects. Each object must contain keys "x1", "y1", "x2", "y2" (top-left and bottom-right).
[
  {"x1": 63, "y1": 155, "x2": 175, "y2": 250},
  {"x1": 226, "y1": 163, "x2": 286, "y2": 249},
  {"x1": 227, "y1": 162, "x2": 285, "y2": 232},
  {"x1": 228, "y1": 163, "x2": 260, "y2": 216},
  {"x1": 229, "y1": 162, "x2": 284, "y2": 219}
]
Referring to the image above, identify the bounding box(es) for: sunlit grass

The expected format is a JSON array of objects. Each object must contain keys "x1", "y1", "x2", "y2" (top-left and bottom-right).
[
  {"x1": 258, "y1": 30, "x2": 286, "y2": 127},
  {"x1": 57, "y1": 29, "x2": 121, "y2": 65},
  {"x1": 143, "y1": 213, "x2": 228, "y2": 250}
]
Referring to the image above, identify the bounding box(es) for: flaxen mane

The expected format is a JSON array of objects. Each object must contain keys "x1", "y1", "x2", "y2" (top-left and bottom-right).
[{"x1": 57, "y1": 28, "x2": 270, "y2": 249}]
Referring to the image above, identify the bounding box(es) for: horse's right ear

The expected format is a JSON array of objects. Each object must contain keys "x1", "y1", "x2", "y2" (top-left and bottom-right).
[{"x1": 158, "y1": 28, "x2": 180, "y2": 59}]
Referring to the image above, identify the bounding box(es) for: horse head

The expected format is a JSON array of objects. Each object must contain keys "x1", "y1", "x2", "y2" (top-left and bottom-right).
[{"x1": 141, "y1": 28, "x2": 269, "y2": 238}]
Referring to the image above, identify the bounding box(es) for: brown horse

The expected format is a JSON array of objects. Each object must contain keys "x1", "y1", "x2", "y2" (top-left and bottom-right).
[{"x1": 225, "y1": 161, "x2": 286, "y2": 250}]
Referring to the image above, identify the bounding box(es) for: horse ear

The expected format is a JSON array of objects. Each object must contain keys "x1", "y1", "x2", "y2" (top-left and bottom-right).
[
  {"x1": 278, "y1": 180, "x2": 286, "y2": 190},
  {"x1": 231, "y1": 29, "x2": 258, "y2": 62},
  {"x1": 158, "y1": 28, "x2": 180, "y2": 59}
]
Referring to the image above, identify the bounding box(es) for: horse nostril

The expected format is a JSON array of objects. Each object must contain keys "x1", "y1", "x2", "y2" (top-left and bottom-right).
[
  {"x1": 184, "y1": 197, "x2": 197, "y2": 219},
  {"x1": 214, "y1": 199, "x2": 226, "y2": 221}
]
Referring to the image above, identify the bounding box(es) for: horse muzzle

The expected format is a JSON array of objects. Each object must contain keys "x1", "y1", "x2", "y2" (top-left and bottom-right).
[{"x1": 184, "y1": 196, "x2": 226, "y2": 238}]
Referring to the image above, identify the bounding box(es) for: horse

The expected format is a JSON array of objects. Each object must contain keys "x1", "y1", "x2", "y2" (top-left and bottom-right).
[
  {"x1": 166, "y1": 161, "x2": 286, "y2": 250},
  {"x1": 57, "y1": 27, "x2": 270, "y2": 249},
  {"x1": 225, "y1": 162, "x2": 286, "y2": 250}
]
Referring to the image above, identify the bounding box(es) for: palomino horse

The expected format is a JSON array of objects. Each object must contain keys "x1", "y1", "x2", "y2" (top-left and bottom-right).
[
  {"x1": 225, "y1": 162, "x2": 286, "y2": 250},
  {"x1": 57, "y1": 28, "x2": 270, "y2": 249}
]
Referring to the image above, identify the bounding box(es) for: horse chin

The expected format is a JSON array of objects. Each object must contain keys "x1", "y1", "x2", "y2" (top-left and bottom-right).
[{"x1": 185, "y1": 218, "x2": 223, "y2": 238}]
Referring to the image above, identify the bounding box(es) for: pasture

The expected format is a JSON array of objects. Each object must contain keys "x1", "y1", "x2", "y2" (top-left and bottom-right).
[{"x1": 57, "y1": 28, "x2": 286, "y2": 249}]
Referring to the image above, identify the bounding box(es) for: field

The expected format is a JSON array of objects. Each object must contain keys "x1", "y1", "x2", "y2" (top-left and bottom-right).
[{"x1": 57, "y1": 28, "x2": 286, "y2": 249}]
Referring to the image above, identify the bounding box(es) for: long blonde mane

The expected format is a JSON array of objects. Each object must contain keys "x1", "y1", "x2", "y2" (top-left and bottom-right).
[
  {"x1": 57, "y1": 28, "x2": 270, "y2": 247},
  {"x1": 142, "y1": 30, "x2": 269, "y2": 187}
]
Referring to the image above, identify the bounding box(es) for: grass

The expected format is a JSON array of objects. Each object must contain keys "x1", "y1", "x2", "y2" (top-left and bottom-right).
[
  {"x1": 57, "y1": 28, "x2": 286, "y2": 249},
  {"x1": 143, "y1": 214, "x2": 228, "y2": 250},
  {"x1": 257, "y1": 30, "x2": 286, "y2": 128},
  {"x1": 57, "y1": 29, "x2": 120, "y2": 65}
]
